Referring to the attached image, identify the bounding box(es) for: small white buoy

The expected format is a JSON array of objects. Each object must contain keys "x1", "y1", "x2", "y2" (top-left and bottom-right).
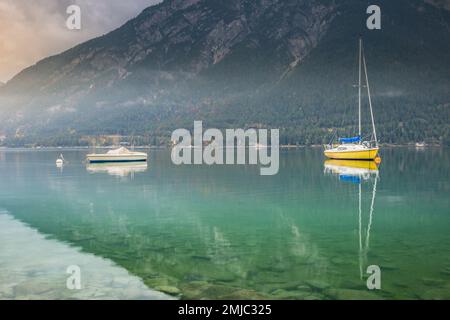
[{"x1": 56, "y1": 153, "x2": 65, "y2": 167}]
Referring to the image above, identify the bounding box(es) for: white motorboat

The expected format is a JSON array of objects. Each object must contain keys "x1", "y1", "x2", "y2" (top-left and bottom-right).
[{"x1": 86, "y1": 147, "x2": 147, "y2": 163}]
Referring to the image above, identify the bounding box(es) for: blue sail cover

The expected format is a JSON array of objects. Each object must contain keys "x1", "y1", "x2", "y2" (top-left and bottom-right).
[
  {"x1": 339, "y1": 175, "x2": 361, "y2": 184},
  {"x1": 339, "y1": 136, "x2": 361, "y2": 143}
]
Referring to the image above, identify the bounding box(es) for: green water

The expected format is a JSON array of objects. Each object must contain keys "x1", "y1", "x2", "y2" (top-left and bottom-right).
[{"x1": 0, "y1": 147, "x2": 449, "y2": 300}]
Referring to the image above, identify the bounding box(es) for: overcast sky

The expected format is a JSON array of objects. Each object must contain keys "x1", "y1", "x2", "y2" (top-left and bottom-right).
[{"x1": 0, "y1": 0, "x2": 161, "y2": 82}]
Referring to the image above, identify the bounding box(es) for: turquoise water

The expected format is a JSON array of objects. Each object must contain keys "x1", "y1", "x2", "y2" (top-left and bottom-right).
[{"x1": 0, "y1": 147, "x2": 449, "y2": 300}]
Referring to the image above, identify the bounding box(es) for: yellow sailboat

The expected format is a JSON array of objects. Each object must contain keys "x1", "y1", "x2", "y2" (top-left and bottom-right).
[{"x1": 324, "y1": 38, "x2": 380, "y2": 161}]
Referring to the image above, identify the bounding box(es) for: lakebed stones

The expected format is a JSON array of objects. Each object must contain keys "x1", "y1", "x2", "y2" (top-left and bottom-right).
[
  {"x1": 183, "y1": 273, "x2": 206, "y2": 282},
  {"x1": 13, "y1": 278, "x2": 60, "y2": 296},
  {"x1": 180, "y1": 282, "x2": 238, "y2": 299},
  {"x1": 0, "y1": 284, "x2": 15, "y2": 299},
  {"x1": 213, "y1": 273, "x2": 237, "y2": 283},
  {"x1": 219, "y1": 288, "x2": 270, "y2": 300},
  {"x1": 270, "y1": 288, "x2": 312, "y2": 300},
  {"x1": 420, "y1": 288, "x2": 450, "y2": 300},
  {"x1": 330, "y1": 256, "x2": 348, "y2": 266},
  {"x1": 154, "y1": 285, "x2": 181, "y2": 295},
  {"x1": 305, "y1": 280, "x2": 331, "y2": 291},
  {"x1": 421, "y1": 278, "x2": 446, "y2": 287},
  {"x1": 180, "y1": 281, "x2": 273, "y2": 300},
  {"x1": 440, "y1": 266, "x2": 450, "y2": 276},
  {"x1": 303, "y1": 294, "x2": 324, "y2": 300},
  {"x1": 338, "y1": 279, "x2": 367, "y2": 290},
  {"x1": 325, "y1": 288, "x2": 383, "y2": 300},
  {"x1": 202, "y1": 284, "x2": 239, "y2": 299},
  {"x1": 144, "y1": 277, "x2": 169, "y2": 287},
  {"x1": 378, "y1": 264, "x2": 399, "y2": 271},
  {"x1": 179, "y1": 281, "x2": 211, "y2": 299}
]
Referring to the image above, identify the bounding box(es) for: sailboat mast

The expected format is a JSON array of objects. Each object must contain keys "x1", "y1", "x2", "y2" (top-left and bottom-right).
[
  {"x1": 362, "y1": 44, "x2": 378, "y2": 147},
  {"x1": 358, "y1": 38, "x2": 362, "y2": 139},
  {"x1": 358, "y1": 182, "x2": 362, "y2": 279}
]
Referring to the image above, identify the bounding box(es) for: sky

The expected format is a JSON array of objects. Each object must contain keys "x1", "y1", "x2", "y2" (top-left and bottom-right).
[{"x1": 0, "y1": 0, "x2": 161, "y2": 83}]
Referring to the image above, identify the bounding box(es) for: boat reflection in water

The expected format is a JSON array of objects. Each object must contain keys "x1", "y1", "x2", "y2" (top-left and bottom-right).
[
  {"x1": 324, "y1": 159, "x2": 378, "y2": 184},
  {"x1": 324, "y1": 159, "x2": 379, "y2": 279},
  {"x1": 86, "y1": 161, "x2": 148, "y2": 177}
]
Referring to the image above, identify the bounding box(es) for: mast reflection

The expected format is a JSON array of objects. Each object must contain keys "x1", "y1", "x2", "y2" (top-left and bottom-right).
[{"x1": 324, "y1": 159, "x2": 379, "y2": 279}]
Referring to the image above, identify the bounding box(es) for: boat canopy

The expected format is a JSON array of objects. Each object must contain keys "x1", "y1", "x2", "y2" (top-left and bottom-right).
[
  {"x1": 339, "y1": 136, "x2": 361, "y2": 143},
  {"x1": 106, "y1": 147, "x2": 131, "y2": 155}
]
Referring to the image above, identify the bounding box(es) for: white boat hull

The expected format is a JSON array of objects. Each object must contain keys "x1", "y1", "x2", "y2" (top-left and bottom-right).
[{"x1": 86, "y1": 153, "x2": 147, "y2": 163}]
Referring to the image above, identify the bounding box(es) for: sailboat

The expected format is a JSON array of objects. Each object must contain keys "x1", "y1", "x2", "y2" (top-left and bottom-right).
[{"x1": 324, "y1": 38, "x2": 379, "y2": 161}]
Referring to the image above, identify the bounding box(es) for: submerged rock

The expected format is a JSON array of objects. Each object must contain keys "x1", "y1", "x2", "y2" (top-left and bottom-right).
[
  {"x1": 305, "y1": 280, "x2": 331, "y2": 291},
  {"x1": 183, "y1": 279, "x2": 260, "y2": 300},
  {"x1": 392, "y1": 282, "x2": 409, "y2": 289},
  {"x1": 13, "y1": 279, "x2": 57, "y2": 296},
  {"x1": 212, "y1": 271, "x2": 237, "y2": 283},
  {"x1": 339, "y1": 280, "x2": 366, "y2": 290},
  {"x1": 421, "y1": 278, "x2": 445, "y2": 287},
  {"x1": 0, "y1": 288, "x2": 14, "y2": 299},
  {"x1": 144, "y1": 277, "x2": 169, "y2": 288},
  {"x1": 303, "y1": 294, "x2": 324, "y2": 300},
  {"x1": 420, "y1": 289, "x2": 450, "y2": 300},
  {"x1": 296, "y1": 285, "x2": 312, "y2": 291},
  {"x1": 183, "y1": 273, "x2": 205, "y2": 282},
  {"x1": 219, "y1": 288, "x2": 269, "y2": 300},
  {"x1": 379, "y1": 265, "x2": 399, "y2": 271},
  {"x1": 276, "y1": 281, "x2": 306, "y2": 291},
  {"x1": 270, "y1": 288, "x2": 311, "y2": 300},
  {"x1": 326, "y1": 289, "x2": 383, "y2": 300},
  {"x1": 330, "y1": 257, "x2": 347, "y2": 266},
  {"x1": 191, "y1": 255, "x2": 212, "y2": 261},
  {"x1": 179, "y1": 281, "x2": 210, "y2": 299},
  {"x1": 154, "y1": 285, "x2": 181, "y2": 295},
  {"x1": 199, "y1": 284, "x2": 237, "y2": 299},
  {"x1": 440, "y1": 267, "x2": 450, "y2": 276}
]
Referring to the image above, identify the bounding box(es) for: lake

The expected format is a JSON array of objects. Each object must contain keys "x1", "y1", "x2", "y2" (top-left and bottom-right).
[{"x1": 0, "y1": 147, "x2": 449, "y2": 299}]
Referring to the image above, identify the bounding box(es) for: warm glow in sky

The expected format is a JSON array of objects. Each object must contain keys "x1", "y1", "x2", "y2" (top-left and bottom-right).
[{"x1": 0, "y1": 0, "x2": 161, "y2": 83}]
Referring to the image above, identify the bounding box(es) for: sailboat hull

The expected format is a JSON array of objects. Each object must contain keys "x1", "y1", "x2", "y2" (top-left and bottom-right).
[{"x1": 324, "y1": 148, "x2": 379, "y2": 160}]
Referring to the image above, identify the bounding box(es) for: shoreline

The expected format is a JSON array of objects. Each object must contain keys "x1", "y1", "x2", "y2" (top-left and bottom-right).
[{"x1": 0, "y1": 144, "x2": 446, "y2": 150}]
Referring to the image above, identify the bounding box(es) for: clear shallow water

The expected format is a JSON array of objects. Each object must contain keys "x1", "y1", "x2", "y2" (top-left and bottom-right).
[
  {"x1": 0, "y1": 147, "x2": 449, "y2": 300},
  {"x1": 0, "y1": 213, "x2": 171, "y2": 300}
]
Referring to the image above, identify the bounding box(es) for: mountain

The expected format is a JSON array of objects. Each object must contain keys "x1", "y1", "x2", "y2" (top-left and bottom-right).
[
  {"x1": 0, "y1": 0, "x2": 449, "y2": 146},
  {"x1": 426, "y1": 0, "x2": 450, "y2": 10}
]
